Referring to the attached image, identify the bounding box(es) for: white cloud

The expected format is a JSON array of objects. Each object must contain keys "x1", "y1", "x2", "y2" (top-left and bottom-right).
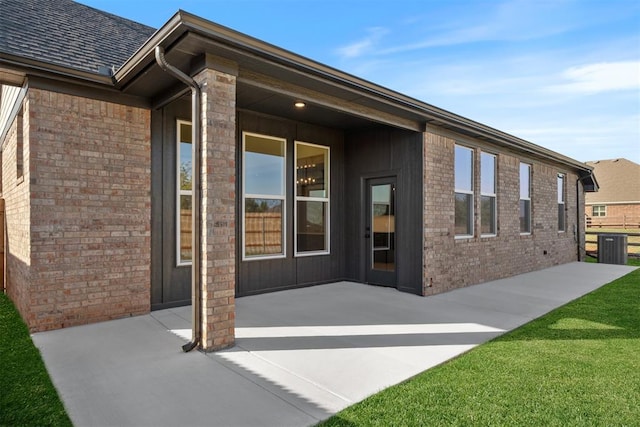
[
  {"x1": 548, "y1": 61, "x2": 640, "y2": 94},
  {"x1": 373, "y1": 0, "x2": 581, "y2": 55},
  {"x1": 335, "y1": 27, "x2": 388, "y2": 59}
]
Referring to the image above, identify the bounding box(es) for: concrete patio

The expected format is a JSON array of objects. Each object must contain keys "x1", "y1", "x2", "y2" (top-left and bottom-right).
[{"x1": 32, "y1": 261, "x2": 636, "y2": 426}]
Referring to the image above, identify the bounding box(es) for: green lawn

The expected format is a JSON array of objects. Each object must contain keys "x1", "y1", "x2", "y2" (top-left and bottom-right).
[
  {"x1": 0, "y1": 293, "x2": 72, "y2": 426},
  {"x1": 321, "y1": 262, "x2": 640, "y2": 426}
]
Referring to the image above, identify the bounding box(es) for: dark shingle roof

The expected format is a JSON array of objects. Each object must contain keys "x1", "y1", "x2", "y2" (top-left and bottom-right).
[{"x1": 0, "y1": 0, "x2": 156, "y2": 75}]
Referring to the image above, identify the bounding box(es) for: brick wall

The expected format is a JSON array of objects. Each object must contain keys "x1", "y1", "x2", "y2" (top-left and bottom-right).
[
  {"x1": 2, "y1": 96, "x2": 31, "y2": 322},
  {"x1": 586, "y1": 204, "x2": 640, "y2": 228},
  {"x1": 423, "y1": 130, "x2": 582, "y2": 295},
  {"x1": 4, "y1": 88, "x2": 151, "y2": 331},
  {"x1": 195, "y1": 67, "x2": 237, "y2": 351}
]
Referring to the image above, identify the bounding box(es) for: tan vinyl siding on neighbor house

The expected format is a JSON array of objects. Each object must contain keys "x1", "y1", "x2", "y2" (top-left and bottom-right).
[{"x1": 0, "y1": 84, "x2": 21, "y2": 131}]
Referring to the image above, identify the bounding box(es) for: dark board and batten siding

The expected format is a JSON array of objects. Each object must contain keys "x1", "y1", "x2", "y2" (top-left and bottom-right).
[
  {"x1": 151, "y1": 99, "x2": 192, "y2": 309},
  {"x1": 236, "y1": 111, "x2": 346, "y2": 296},
  {"x1": 344, "y1": 127, "x2": 424, "y2": 295}
]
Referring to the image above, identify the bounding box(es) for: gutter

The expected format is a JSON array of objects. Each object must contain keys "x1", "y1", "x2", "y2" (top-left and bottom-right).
[
  {"x1": 115, "y1": 12, "x2": 593, "y2": 172},
  {"x1": 155, "y1": 46, "x2": 202, "y2": 352}
]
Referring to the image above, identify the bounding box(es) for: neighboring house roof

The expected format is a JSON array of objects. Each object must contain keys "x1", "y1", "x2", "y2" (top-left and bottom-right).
[
  {"x1": 0, "y1": 0, "x2": 155, "y2": 76},
  {"x1": 585, "y1": 159, "x2": 640, "y2": 204}
]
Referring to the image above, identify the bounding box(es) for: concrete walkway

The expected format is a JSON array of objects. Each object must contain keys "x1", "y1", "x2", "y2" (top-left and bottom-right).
[{"x1": 32, "y1": 262, "x2": 636, "y2": 427}]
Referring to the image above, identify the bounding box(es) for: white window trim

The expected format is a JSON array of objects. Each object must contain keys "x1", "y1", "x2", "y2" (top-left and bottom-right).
[
  {"x1": 242, "y1": 132, "x2": 287, "y2": 261},
  {"x1": 481, "y1": 152, "x2": 497, "y2": 237},
  {"x1": 455, "y1": 145, "x2": 474, "y2": 239},
  {"x1": 592, "y1": 205, "x2": 606, "y2": 217},
  {"x1": 558, "y1": 173, "x2": 566, "y2": 232},
  {"x1": 520, "y1": 162, "x2": 532, "y2": 235},
  {"x1": 176, "y1": 119, "x2": 192, "y2": 267},
  {"x1": 294, "y1": 140, "x2": 330, "y2": 257}
]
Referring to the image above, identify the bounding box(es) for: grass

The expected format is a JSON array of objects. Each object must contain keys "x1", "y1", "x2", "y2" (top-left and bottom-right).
[
  {"x1": 321, "y1": 262, "x2": 640, "y2": 426},
  {"x1": 0, "y1": 293, "x2": 72, "y2": 427}
]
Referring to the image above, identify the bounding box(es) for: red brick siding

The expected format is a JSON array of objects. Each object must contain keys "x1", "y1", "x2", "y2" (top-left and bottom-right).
[
  {"x1": 586, "y1": 204, "x2": 640, "y2": 228},
  {"x1": 2, "y1": 98, "x2": 31, "y2": 323},
  {"x1": 6, "y1": 88, "x2": 151, "y2": 331},
  {"x1": 423, "y1": 130, "x2": 582, "y2": 295},
  {"x1": 195, "y1": 68, "x2": 237, "y2": 351}
]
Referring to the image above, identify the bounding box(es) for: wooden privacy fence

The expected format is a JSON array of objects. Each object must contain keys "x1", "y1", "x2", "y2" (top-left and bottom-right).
[
  {"x1": 180, "y1": 211, "x2": 192, "y2": 260},
  {"x1": 245, "y1": 213, "x2": 282, "y2": 255},
  {"x1": 586, "y1": 215, "x2": 640, "y2": 229},
  {"x1": 585, "y1": 231, "x2": 640, "y2": 256},
  {"x1": 180, "y1": 211, "x2": 284, "y2": 256}
]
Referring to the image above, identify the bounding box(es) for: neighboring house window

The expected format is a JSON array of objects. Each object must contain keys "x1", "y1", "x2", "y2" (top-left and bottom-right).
[
  {"x1": 16, "y1": 106, "x2": 23, "y2": 180},
  {"x1": 557, "y1": 173, "x2": 566, "y2": 232},
  {"x1": 455, "y1": 145, "x2": 474, "y2": 237},
  {"x1": 177, "y1": 120, "x2": 192, "y2": 265},
  {"x1": 592, "y1": 205, "x2": 606, "y2": 217},
  {"x1": 243, "y1": 132, "x2": 286, "y2": 259},
  {"x1": 481, "y1": 152, "x2": 497, "y2": 236},
  {"x1": 295, "y1": 141, "x2": 329, "y2": 255},
  {"x1": 519, "y1": 162, "x2": 532, "y2": 234}
]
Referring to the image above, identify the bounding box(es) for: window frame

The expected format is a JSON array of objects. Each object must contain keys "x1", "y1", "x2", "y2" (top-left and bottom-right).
[
  {"x1": 454, "y1": 144, "x2": 474, "y2": 239},
  {"x1": 176, "y1": 120, "x2": 193, "y2": 267},
  {"x1": 242, "y1": 131, "x2": 287, "y2": 261},
  {"x1": 557, "y1": 173, "x2": 566, "y2": 232},
  {"x1": 16, "y1": 105, "x2": 23, "y2": 181},
  {"x1": 294, "y1": 141, "x2": 330, "y2": 257},
  {"x1": 480, "y1": 152, "x2": 497, "y2": 237},
  {"x1": 592, "y1": 205, "x2": 606, "y2": 217},
  {"x1": 519, "y1": 162, "x2": 532, "y2": 235}
]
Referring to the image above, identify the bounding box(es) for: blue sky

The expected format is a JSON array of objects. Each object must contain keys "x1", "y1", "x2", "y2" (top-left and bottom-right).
[{"x1": 79, "y1": 0, "x2": 640, "y2": 164}]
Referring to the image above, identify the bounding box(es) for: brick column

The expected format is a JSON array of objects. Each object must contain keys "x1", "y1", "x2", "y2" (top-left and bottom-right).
[{"x1": 194, "y1": 65, "x2": 237, "y2": 351}]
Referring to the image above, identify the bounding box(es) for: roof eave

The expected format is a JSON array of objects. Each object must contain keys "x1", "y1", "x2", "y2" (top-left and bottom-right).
[
  {"x1": 114, "y1": 11, "x2": 592, "y2": 172},
  {"x1": 0, "y1": 52, "x2": 114, "y2": 87},
  {"x1": 112, "y1": 11, "x2": 186, "y2": 88}
]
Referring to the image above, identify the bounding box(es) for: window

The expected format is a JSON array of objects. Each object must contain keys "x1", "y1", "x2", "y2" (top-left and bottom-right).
[
  {"x1": 519, "y1": 163, "x2": 531, "y2": 234},
  {"x1": 243, "y1": 132, "x2": 286, "y2": 259},
  {"x1": 480, "y1": 152, "x2": 497, "y2": 236},
  {"x1": 177, "y1": 120, "x2": 192, "y2": 265},
  {"x1": 16, "y1": 106, "x2": 23, "y2": 180},
  {"x1": 592, "y1": 205, "x2": 606, "y2": 217},
  {"x1": 295, "y1": 141, "x2": 329, "y2": 255},
  {"x1": 557, "y1": 173, "x2": 566, "y2": 232},
  {"x1": 455, "y1": 145, "x2": 474, "y2": 237}
]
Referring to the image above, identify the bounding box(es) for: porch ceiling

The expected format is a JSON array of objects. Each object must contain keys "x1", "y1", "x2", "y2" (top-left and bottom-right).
[{"x1": 118, "y1": 28, "x2": 425, "y2": 132}]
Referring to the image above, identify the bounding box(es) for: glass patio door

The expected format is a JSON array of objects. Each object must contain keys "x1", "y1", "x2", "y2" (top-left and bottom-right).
[{"x1": 365, "y1": 177, "x2": 397, "y2": 287}]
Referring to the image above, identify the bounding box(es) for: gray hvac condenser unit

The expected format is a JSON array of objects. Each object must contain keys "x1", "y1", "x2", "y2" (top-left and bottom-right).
[{"x1": 597, "y1": 234, "x2": 628, "y2": 265}]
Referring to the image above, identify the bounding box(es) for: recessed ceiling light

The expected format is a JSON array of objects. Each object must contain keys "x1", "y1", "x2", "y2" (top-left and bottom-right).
[{"x1": 294, "y1": 101, "x2": 306, "y2": 108}]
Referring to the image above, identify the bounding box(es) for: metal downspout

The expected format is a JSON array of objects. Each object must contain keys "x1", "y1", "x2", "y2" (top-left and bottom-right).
[
  {"x1": 576, "y1": 177, "x2": 582, "y2": 261},
  {"x1": 155, "y1": 46, "x2": 202, "y2": 352}
]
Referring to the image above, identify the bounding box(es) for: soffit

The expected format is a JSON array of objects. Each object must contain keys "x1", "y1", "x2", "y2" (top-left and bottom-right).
[{"x1": 117, "y1": 30, "x2": 425, "y2": 131}]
